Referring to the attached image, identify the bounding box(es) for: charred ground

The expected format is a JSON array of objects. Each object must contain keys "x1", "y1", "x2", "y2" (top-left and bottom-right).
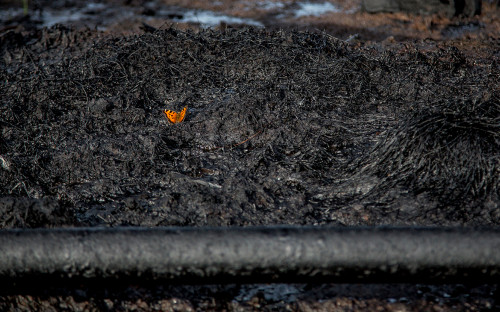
[
  {"x1": 1, "y1": 26, "x2": 498, "y2": 229},
  {"x1": 0, "y1": 9, "x2": 499, "y2": 311}
]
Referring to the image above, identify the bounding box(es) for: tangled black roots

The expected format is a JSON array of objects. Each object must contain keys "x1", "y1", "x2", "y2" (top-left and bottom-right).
[{"x1": 356, "y1": 97, "x2": 499, "y2": 202}]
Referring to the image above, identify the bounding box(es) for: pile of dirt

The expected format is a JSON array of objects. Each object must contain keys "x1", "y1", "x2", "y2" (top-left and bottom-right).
[{"x1": 1, "y1": 26, "x2": 498, "y2": 229}]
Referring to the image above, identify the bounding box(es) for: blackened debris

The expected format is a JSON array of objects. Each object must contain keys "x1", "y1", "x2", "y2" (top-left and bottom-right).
[{"x1": 0, "y1": 26, "x2": 498, "y2": 228}]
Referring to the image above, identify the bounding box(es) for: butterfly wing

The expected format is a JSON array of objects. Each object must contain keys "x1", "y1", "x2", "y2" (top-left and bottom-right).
[
  {"x1": 164, "y1": 109, "x2": 178, "y2": 123},
  {"x1": 177, "y1": 106, "x2": 187, "y2": 122}
]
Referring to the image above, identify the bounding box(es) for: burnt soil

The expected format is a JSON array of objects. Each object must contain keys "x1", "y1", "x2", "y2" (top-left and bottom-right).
[{"x1": 1, "y1": 0, "x2": 499, "y2": 311}]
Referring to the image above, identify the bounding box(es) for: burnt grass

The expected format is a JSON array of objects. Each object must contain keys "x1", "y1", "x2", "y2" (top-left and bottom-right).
[
  {"x1": 0, "y1": 25, "x2": 499, "y2": 310},
  {"x1": 1, "y1": 26, "x2": 498, "y2": 228}
]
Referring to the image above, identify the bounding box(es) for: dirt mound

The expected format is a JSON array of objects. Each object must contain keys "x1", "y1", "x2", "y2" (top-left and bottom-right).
[{"x1": 1, "y1": 26, "x2": 498, "y2": 228}]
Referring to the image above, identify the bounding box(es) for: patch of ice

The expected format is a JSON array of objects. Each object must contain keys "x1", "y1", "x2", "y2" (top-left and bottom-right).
[
  {"x1": 85, "y1": 3, "x2": 106, "y2": 11},
  {"x1": 174, "y1": 10, "x2": 263, "y2": 28},
  {"x1": 256, "y1": 1, "x2": 286, "y2": 10},
  {"x1": 294, "y1": 1, "x2": 341, "y2": 17},
  {"x1": 41, "y1": 2, "x2": 111, "y2": 28},
  {"x1": 42, "y1": 10, "x2": 86, "y2": 28}
]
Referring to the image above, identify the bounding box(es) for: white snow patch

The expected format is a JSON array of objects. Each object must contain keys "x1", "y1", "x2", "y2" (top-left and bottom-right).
[
  {"x1": 174, "y1": 10, "x2": 263, "y2": 28},
  {"x1": 294, "y1": 1, "x2": 341, "y2": 17}
]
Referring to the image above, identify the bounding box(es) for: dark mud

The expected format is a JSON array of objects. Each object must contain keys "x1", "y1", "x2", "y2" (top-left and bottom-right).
[{"x1": 0, "y1": 6, "x2": 499, "y2": 311}]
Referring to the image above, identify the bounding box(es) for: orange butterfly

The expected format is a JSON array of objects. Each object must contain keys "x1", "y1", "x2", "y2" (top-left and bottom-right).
[{"x1": 164, "y1": 106, "x2": 187, "y2": 124}]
